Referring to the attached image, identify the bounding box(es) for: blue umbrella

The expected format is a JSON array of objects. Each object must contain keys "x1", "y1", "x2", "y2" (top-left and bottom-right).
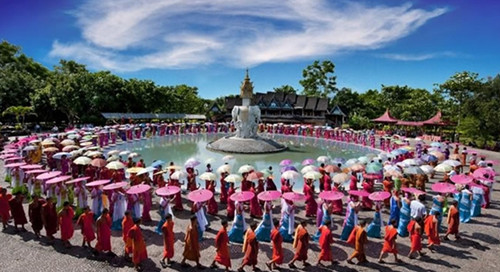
[
  {"x1": 421, "y1": 154, "x2": 438, "y2": 163},
  {"x1": 151, "y1": 160, "x2": 166, "y2": 168}
]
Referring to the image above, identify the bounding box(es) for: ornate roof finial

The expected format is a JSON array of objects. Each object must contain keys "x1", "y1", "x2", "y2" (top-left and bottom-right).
[{"x1": 240, "y1": 69, "x2": 254, "y2": 99}]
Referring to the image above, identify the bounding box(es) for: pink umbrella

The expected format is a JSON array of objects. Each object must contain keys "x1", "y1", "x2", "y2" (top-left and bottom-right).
[
  {"x1": 485, "y1": 160, "x2": 499, "y2": 165},
  {"x1": 66, "y1": 176, "x2": 91, "y2": 184},
  {"x1": 0, "y1": 154, "x2": 15, "y2": 159},
  {"x1": 282, "y1": 192, "x2": 306, "y2": 201},
  {"x1": 1, "y1": 149, "x2": 18, "y2": 154},
  {"x1": 401, "y1": 187, "x2": 426, "y2": 195},
  {"x1": 368, "y1": 191, "x2": 391, "y2": 201},
  {"x1": 91, "y1": 158, "x2": 107, "y2": 168},
  {"x1": 156, "y1": 186, "x2": 181, "y2": 196},
  {"x1": 46, "y1": 175, "x2": 72, "y2": 185},
  {"x1": 86, "y1": 179, "x2": 111, "y2": 187},
  {"x1": 4, "y1": 162, "x2": 27, "y2": 168},
  {"x1": 257, "y1": 190, "x2": 281, "y2": 201},
  {"x1": 472, "y1": 168, "x2": 495, "y2": 181},
  {"x1": 25, "y1": 169, "x2": 48, "y2": 175},
  {"x1": 103, "y1": 182, "x2": 128, "y2": 191},
  {"x1": 230, "y1": 191, "x2": 255, "y2": 202},
  {"x1": 247, "y1": 171, "x2": 264, "y2": 181},
  {"x1": 279, "y1": 159, "x2": 293, "y2": 166},
  {"x1": 431, "y1": 182, "x2": 456, "y2": 193},
  {"x1": 20, "y1": 164, "x2": 43, "y2": 170},
  {"x1": 301, "y1": 158, "x2": 315, "y2": 166},
  {"x1": 36, "y1": 171, "x2": 61, "y2": 181},
  {"x1": 363, "y1": 173, "x2": 382, "y2": 180},
  {"x1": 319, "y1": 191, "x2": 344, "y2": 201},
  {"x1": 126, "y1": 184, "x2": 151, "y2": 194},
  {"x1": 450, "y1": 174, "x2": 474, "y2": 184},
  {"x1": 187, "y1": 189, "x2": 214, "y2": 202},
  {"x1": 349, "y1": 190, "x2": 370, "y2": 197},
  {"x1": 4, "y1": 156, "x2": 23, "y2": 162}
]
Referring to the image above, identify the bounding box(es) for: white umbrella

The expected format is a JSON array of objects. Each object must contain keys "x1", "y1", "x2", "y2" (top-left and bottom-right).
[
  {"x1": 199, "y1": 172, "x2": 217, "y2": 181},
  {"x1": 119, "y1": 150, "x2": 131, "y2": 156},
  {"x1": 225, "y1": 174, "x2": 242, "y2": 183},
  {"x1": 317, "y1": 156, "x2": 330, "y2": 164},
  {"x1": 303, "y1": 171, "x2": 322, "y2": 180},
  {"x1": 222, "y1": 155, "x2": 235, "y2": 161},
  {"x1": 238, "y1": 164, "x2": 254, "y2": 174},
  {"x1": 301, "y1": 165, "x2": 318, "y2": 174},
  {"x1": 128, "y1": 152, "x2": 140, "y2": 159},
  {"x1": 170, "y1": 171, "x2": 188, "y2": 180},
  {"x1": 281, "y1": 170, "x2": 300, "y2": 180},
  {"x1": 137, "y1": 167, "x2": 156, "y2": 176},
  {"x1": 53, "y1": 152, "x2": 72, "y2": 160},
  {"x1": 442, "y1": 160, "x2": 462, "y2": 167},
  {"x1": 420, "y1": 165, "x2": 435, "y2": 174},
  {"x1": 106, "y1": 155, "x2": 119, "y2": 162},
  {"x1": 106, "y1": 161, "x2": 126, "y2": 170},
  {"x1": 74, "y1": 156, "x2": 92, "y2": 165},
  {"x1": 217, "y1": 164, "x2": 231, "y2": 174},
  {"x1": 23, "y1": 146, "x2": 36, "y2": 151},
  {"x1": 332, "y1": 173, "x2": 351, "y2": 184}
]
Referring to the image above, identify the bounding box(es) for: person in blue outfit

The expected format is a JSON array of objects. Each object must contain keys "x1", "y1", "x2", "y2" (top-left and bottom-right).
[
  {"x1": 367, "y1": 201, "x2": 383, "y2": 238},
  {"x1": 278, "y1": 199, "x2": 295, "y2": 242},
  {"x1": 313, "y1": 201, "x2": 333, "y2": 241},
  {"x1": 397, "y1": 193, "x2": 411, "y2": 237},
  {"x1": 255, "y1": 201, "x2": 273, "y2": 242},
  {"x1": 429, "y1": 194, "x2": 444, "y2": 231},
  {"x1": 458, "y1": 187, "x2": 472, "y2": 223},
  {"x1": 340, "y1": 195, "x2": 360, "y2": 241},
  {"x1": 388, "y1": 191, "x2": 400, "y2": 226},
  {"x1": 228, "y1": 201, "x2": 246, "y2": 243},
  {"x1": 470, "y1": 183, "x2": 485, "y2": 217}
]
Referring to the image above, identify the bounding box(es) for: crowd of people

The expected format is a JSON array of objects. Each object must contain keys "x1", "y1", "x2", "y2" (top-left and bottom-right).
[{"x1": 0, "y1": 122, "x2": 497, "y2": 271}]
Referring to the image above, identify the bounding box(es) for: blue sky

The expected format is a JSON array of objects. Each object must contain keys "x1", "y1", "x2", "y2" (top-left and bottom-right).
[{"x1": 1, "y1": 0, "x2": 499, "y2": 99}]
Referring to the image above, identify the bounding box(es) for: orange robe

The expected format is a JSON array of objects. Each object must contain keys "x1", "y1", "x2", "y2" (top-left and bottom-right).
[
  {"x1": 318, "y1": 225, "x2": 333, "y2": 261},
  {"x1": 59, "y1": 207, "x2": 74, "y2": 241},
  {"x1": 350, "y1": 227, "x2": 367, "y2": 262},
  {"x1": 446, "y1": 205, "x2": 460, "y2": 235},
  {"x1": 242, "y1": 228, "x2": 259, "y2": 266},
  {"x1": 382, "y1": 225, "x2": 398, "y2": 253},
  {"x1": 214, "y1": 227, "x2": 231, "y2": 267},
  {"x1": 122, "y1": 216, "x2": 134, "y2": 254},
  {"x1": 424, "y1": 215, "x2": 440, "y2": 246},
  {"x1": 77, "y1": 212, "x2": 95, "y2": 242},
  {"x1": 183, "y1": 225, "x2": 200, "y2": 261},
  {"x1": 95, "y1": 214, "x2": 112, "y2": 252},
  {"x1": 270, "y1": 228, "x2": 283, "y2": 264},
  {"x1": 162, "y1": 220, "x2": 174, "y2": 259},
  {"x1": 347, "y1": 226, "x2": 360, "y2": 245},
  {"x1": 127, "y1": 225, "x2": 148, "y2": 265},
  {"x1": 407, "y1": 221, "x2": 422, "y2": 251},
  {"x1": 292, "y1": 225, "x2": 309, "y2": 261}
]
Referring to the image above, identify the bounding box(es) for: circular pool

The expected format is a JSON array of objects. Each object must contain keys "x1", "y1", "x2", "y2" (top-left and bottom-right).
[{"x1": 107, "y1": 133, "x2": 378, "y2": 189}]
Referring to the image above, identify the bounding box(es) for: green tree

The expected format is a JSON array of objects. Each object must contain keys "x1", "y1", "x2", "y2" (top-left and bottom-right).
[
  {"x1": 331, "y1": 87, "x2": 363, "y2": 116},
  {"x1": 2, "y1": 105, "x2": 34, "y2": 126},
  {"x1": 273, "y1": 85, "x2": 297, "y2": 94},
  {"x1": 300, "y1": 60, "x2": 337, "y2": 98}
]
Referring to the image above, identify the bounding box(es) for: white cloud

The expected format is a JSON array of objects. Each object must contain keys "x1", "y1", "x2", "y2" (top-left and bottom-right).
[
  {"x1": 50, "y1": 0, "x2": 447, "y2": 71},
  {"x1": 378, "y1": 51, "x2": 457, "y2": 61}
]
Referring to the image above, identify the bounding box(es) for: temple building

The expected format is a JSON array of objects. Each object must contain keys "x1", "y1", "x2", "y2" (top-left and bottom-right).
[{"x1": 224, "y1": 91, "x2": 337, "y2": 125}]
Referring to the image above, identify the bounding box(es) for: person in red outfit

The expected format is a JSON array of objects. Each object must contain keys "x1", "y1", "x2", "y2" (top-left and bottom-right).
[
  {"x1": 95, "y1": 208, "x2": 112, "y2": 254},
  {"x1": 378, "y1": 219, "x2": 401, "y2": 263},
  {"x1": 407, "y1": 217, "x2": 425, "y2": 259},
  {"x1": 9, "y1": 192, "x2": 27, "y2": 232},
  {"x1": 317, "y1": 220, "x2": 338, "y2": 267},
  {"x1": 58, "y1": 201, "x2": 74, "y2": 248},
  {"x1": 289, "y1": 221, "x2": 310, "y2": 269},
  {"x1": 160, "y1": 214, "x2": 174, "y2": 267},
  {"x1": 76, "y1": 206, "x2": 95, "y2": 248},
  {"x1": 424, "y1": 213, "x2": 441, "y2": 251},
  {"x1": 266, "y1": 219, "x2": 284, "y2": 271},
  {"x1": 211, "y1": 220, "x2": 231, "y2": 271},
  {"x1": 238, "y1": 222, "x2": 259, "y2": 272},
  {"x1": 0, "y1": 188, "x2": 12, "y2": 229},
  {"x1": 444, "y1": 200, "x2": 461, "y2": 240}
]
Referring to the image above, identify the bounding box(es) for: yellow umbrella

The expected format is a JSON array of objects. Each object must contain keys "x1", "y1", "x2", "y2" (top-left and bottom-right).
[
  {"x1": 43, "y1": 147, "x2": 59, "y2": 153},
  {"x1": 126, "y1": 167, "x2": 145, "y2": 174}
]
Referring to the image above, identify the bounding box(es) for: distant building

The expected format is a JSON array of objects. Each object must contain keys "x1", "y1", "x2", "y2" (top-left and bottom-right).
[{"x1": 224, "y1": 91, "x2": 338, "y2": 125}]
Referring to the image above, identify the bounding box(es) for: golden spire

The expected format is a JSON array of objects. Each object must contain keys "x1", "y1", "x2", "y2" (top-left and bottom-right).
[{"x1": 240, "y1": 68, "x2": 254, "y2": 99}]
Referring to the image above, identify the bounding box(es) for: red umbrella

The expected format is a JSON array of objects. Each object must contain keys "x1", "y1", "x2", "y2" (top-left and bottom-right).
[
  {"x1": 20, "y1": 164, "x2": 43, "y2": 170},
  {"x1": 349, "y1": 190, "x2": 370, "y2": 197},
  {"x1": 36, "y1": 171, "x2": 61, "y2": 181},
  {"x1": 257, "y1": 190, "x2": 281, "y2": 201},
  {"x1": 247, "y1": 171, "x2": 264, "y2": 181},
  {"x1": 46, "y1": 175, "x2": 72, "y2": 185},
  {"x1": 4, "y1": 162, "x2": 27, "y2": 168},
  {"x1": 319, "y1": 191, "x2": 344, "y2": 201},
  {"x1": 368, "y1": 191, "x2": 391, "y2": 201},
  {"x1": 324, "y1": 165, "x2": 341, "y2": 173},
  {"x1": 103, "y1": 182, "x2": 128, "y2": 190},
  {"x1": 230, "y1": 191, "x2": 255, "y2": 202},
  {"x1": 431, "y1": 182, "x2": 456, "y2": 193},
  {"x1": 25, "y1": 169, "x2": 48, "y2": 175},
  {"x1": 187, "y1": 189, "x2": 213, "y2": 202},
  {"x1": 282, "y1": 192, "x2": 306, "y2": 202},
  {"x1": 401, "y1": 187, "x2": 426, "y2": 195},
  {"x1": 363, "y1": 173, "x2": 382, "y2": 180},
  {"x1": 91, "y1": 158, "x2": 107, "y2": 168},
  {"x1": 66, "y1": 176, "x2": 91, "y2": 184},
  {"x1": 450, "y1": 174, "x2": 474, "y2": 185},
  {"x1": 127, "y1": 184, "x2": 151, "y2": 194},
  {"x1": 156, "y1": 186, "x2": 181, "y2": 196},
  {"x1": 86, "y1": 179, "x2": 111, "y2": 187}
]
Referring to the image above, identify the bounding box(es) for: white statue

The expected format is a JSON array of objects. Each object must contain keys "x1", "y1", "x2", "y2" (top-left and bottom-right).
[{"x1": 231, "y1": 105, "x2": 261, "y2": 139}]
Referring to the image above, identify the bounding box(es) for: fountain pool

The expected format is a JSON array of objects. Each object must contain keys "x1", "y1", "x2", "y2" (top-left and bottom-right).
[{"x1": 108, "y1": 133, "x2": 378, "y2": 189}]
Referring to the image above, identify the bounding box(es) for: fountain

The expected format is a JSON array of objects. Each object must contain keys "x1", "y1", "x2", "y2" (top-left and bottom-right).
[{"x1": 207, "y1": 71, "x2": 287, "y2": 154}]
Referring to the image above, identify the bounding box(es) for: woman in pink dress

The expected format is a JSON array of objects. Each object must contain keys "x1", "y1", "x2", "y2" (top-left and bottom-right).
[
  {"x1": 304, "y1": 179, "x2": 318, "y2": 217},
  {"x1": 141, "y1": 189, "x2": 152, "y2": 222},
  {"x1": 219, "y1": 172, "x2": 228, "y2": 204},
  {"x1": 207, "y1": 180, "x2": 218, "y2": 215},
  {"x1": 249, "y1": 184, "x2": 263, "y2": 218}
]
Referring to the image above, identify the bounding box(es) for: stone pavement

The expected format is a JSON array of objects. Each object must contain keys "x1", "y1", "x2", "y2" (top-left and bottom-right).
[{"x1": 1, "y1": 151, "x2": 500, "y2": 272}]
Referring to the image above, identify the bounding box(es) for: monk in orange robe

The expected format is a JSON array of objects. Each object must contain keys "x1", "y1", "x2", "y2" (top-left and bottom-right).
[
  {"x1": 0, "y1": 188, "x2": 12, "y2": 229},
  {"x1": 76, "y1": 206, "x2": 95, "y2": 248},
  {"x1": 289, "y1": 221, "x2": 310, "y2": 268},
  {"x1": 317, "y1": 221, "x2": 337, "y2": 267},
  {"x1": 95, "y1": 209, "x2": 112, "y2": 253},
  {"x1": 9, "y1": 192, "x2": 27, "y2": 231},
  {"x1": 347, "y1": 220, "x2": 368, "y2": 264},
  {"x1": 424, "y1": 213, "x2": 440, "y2": 251},
  {"x1": 127, "y1": 218, "x2": 148, "y2": 270},
  {"x1": 211, "y1": 220, "x2": 231, "y2": 271},
  {"x1": 407, "y1": 217, "x2": 425, "y2": 258},
  {"x1": 238, "y1": 222, "x2": 259, "y2": 272},
  {"x1": 160, "y1": 214, "x2": 174, "y2": 267},
  {"x1": 444, "y1": 200, "x2": 460, "y2": 240},
  {"x1": 266, "y1": 219, "x2": 284, "y2": 271},
  {"x1": 181, "y1": 215, "x2": 203, "y2": 269},
  {"x1": 122, "y1": 211, "x2": 134, "y2": 259},
  {"x1": 378, "y1": 219, "x2": 401, "y2": 263},
  {"x1": 58, "y1": 201, "x2": 74, "y2": 248}
]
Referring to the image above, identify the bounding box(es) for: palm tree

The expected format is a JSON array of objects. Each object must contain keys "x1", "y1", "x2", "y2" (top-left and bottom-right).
[{"x1": 2, "y1": 106, "x2": 35, "y2": 127}]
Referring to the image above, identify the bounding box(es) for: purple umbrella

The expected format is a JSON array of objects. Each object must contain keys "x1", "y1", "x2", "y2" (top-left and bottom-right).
[
  {"x1": 302, "y1": 158, "x2": 315, "y2": 166},
  {"x1": 281, "y1": 166, "x2": 298, "y2": 173},
  {"x1": 279, "y1": 159, "x2": 293, "y2": 166}
]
